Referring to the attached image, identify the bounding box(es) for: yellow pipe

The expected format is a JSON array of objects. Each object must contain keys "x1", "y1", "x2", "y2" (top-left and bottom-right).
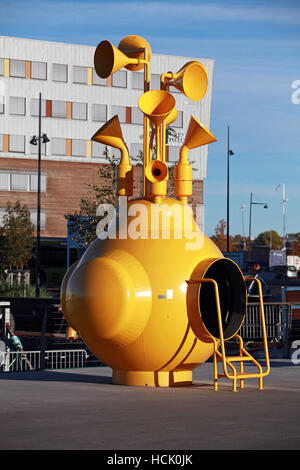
[
  {"x1": 174, "y1": 145, "x2": 192, "y2": 204},
  {"x1": 143, "y1": 49, "x2": 150, "y2": 197}
]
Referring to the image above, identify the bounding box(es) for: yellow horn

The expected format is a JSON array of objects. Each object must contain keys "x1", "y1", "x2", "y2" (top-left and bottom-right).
[
  {"x1": 94, "y1": 40, "x2": 141, "y2": 79},
  {"x1": 138, "y1": 90, "x2": 176, "y2": 129},
  {"x1": 183, "y1": 115, "x2": 217, "y2": 149},
  {"x1": 118, "y1": 35, "x2": 152, "y2": 71},
  {"x1": 175, "y1": 116, "x2": 217, "y2": 203},
  {"x1": 168, "y1": 61, "x2": 208, "y2": 101},
  {"x1": 91, "y1": 115, "x2": 133, "y2": 196}
]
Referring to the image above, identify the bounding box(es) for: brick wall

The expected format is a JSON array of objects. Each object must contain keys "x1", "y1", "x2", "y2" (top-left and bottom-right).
[{"x1": 0, "y1": 157, "x2": 203, "y2": 239}]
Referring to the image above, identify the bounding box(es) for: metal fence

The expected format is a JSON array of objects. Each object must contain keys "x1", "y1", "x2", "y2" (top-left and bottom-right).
[
  {"x1": 0, "y1": 349, "x2": 88, "y2": 372},
  {"x1": 241, "y1": 303, "x2": 291, "y2": 342},
  {"x1": 1, "y1": 298, "x2": 300, "y2": 371}
]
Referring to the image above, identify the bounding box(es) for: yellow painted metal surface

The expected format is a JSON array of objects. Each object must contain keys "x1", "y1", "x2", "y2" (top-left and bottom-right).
[{"x1": 61, "y1": 34, "x2": 270, "y2": 389}]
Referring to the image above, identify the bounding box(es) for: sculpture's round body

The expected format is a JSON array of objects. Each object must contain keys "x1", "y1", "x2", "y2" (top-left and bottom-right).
[{"x1": 61, "y1": 198, "x2": 244, "y2": 386}]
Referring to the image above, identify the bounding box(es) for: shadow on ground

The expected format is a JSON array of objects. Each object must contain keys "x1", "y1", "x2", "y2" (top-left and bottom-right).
[{"x1": 0, "y1": 369, "x2": 113, "y2": 384}]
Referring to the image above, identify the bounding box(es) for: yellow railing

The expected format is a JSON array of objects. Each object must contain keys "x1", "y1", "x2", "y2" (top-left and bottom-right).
[{"x1": 194, "y1": 276, "x2": 270, "y2": 392}]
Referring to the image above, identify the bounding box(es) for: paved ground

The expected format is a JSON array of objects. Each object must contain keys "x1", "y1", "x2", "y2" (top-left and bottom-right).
[{"x1": 0, "y1": 359, "x2": 300, "y2": 450}]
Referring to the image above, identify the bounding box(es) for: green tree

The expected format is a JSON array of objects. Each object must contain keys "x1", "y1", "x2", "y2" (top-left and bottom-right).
[
  {"x1": 0, "y1": 201, "x2": 35, "y2": 271},
  {"x1": 255, "y1": 230, "x2": 283, "y2": 249}
]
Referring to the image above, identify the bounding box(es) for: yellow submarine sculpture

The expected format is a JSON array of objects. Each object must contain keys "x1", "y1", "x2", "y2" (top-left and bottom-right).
[{"x1": 61, "y1": 35, "x2": 270, "y2": 391}]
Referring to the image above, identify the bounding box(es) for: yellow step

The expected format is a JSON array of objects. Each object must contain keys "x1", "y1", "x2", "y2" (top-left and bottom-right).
[{"x1": 217, "y1": 355, "x2": 253, "y2": 362}]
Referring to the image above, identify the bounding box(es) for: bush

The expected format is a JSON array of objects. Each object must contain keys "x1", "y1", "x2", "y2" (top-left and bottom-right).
[{"x1": 0, "y1": 278, "x2": 52, "y2": 298}]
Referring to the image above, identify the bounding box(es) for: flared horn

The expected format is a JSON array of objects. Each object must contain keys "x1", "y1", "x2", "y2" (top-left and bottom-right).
[
  {"x1": 138, "y1": 90, "x2": 175, "y2": 128},
  {"x1": 91, "y1": 115, "x2": 127, "y2": 151},
  {"x1": 168, "y1": 61, "x2": 208, "y2": 102},
  {"x1": 183, "y1": 116, "x2": 217, "y2": 150},
  {"x1": 118, "y1": 35, "x2": 151, "y2": 71},
  {"x1": 94, "y1": 40, "x2": 137, "y2": 79},
  {"x1": 145, "y1": 159, "x2": 168, "y2": 183}
]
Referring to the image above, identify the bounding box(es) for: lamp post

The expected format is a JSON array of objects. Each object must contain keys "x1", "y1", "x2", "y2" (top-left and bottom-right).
[
  {"x1": 248, "y1": 192, "x2": 268, "y2": 263},
  {"x1": 29, "y1": 93, "x2": 50, "y2": 297},
  {"x1": 240, "y1": 204, "x2": 246, "y2": 250},
  {"x1": 226, "y1": 125, "x2": 234, "y2": 251}
]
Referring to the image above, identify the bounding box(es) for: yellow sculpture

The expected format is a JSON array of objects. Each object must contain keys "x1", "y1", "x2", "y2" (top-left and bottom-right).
[{"x1": 61, "y1": 35, "x2": 270, "y2": 390}]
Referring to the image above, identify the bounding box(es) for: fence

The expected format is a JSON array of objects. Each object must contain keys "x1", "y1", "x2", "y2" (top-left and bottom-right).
[
  {"x1": 0, "y1": 349, "x2": 88, "y2": 372},
  {"x1": 1, "y1": 298, "x2": 300, "y2": 372}
]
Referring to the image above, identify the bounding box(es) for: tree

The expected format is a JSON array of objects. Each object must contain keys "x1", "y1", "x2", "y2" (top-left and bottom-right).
[
  {"x1": 210, "y1": 219, "x2": 232, "y2": 252},
  {"x1": 255, "y1": 230, "x2": 283, "y2": 249},
  {"x1": 0, "y1": 201, "x2": 35, "y2": 271}
]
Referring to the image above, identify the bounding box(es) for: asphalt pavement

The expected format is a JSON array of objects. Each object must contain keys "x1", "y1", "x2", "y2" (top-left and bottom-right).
[{"x1": 0, "y1": 359, "x2": 300, "y2": 451}]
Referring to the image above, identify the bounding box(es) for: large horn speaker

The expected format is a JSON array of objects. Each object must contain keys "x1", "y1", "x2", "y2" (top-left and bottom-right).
[
  {"x1": 138, "y1": 90, "x2": 175, "y2": 129},
  {"x1": 167, "y1": 61, "x2": 208, "y2": 101},
  {"x1": 183, "y1": 116, "x2": 217, "y2": 149},
  {"x1": 91, "y1": 115, "x2": 127, "y2": 150},
  {"x1": 94, "y1": 35, "x2": 151, "y2": 79},
  {"x1": 118, "y1": 35, "x2": 152, "y2": 71}
]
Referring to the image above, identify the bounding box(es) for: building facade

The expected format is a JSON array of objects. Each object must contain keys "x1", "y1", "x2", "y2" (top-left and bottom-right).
[{"x1": 0, "y1": 35, "x2": 214, "y2": 240}]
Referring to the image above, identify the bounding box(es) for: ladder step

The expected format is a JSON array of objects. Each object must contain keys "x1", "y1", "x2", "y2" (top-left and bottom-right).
[{"x1": 217, "y1": 355, "x2": 252, "y2": 362}]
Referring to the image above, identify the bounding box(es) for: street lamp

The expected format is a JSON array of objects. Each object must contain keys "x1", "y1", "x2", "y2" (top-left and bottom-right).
[
  {"x1": 226, "y1": 125, "x2": 234, "y2": 251},
  {"x1": 30, "y1": 92, "x2": 50, "y2": 297},
  {"x1": 240, "y1": 204, "x2": 246, "y2": 250},
  {"x1": 248, "y1": 192, "x2": 268, "y2": 263}
]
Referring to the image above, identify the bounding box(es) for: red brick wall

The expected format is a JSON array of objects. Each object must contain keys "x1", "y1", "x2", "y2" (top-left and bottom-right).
[{"x1": 0, "y1": 157, "x2": 203, "y2": 239}]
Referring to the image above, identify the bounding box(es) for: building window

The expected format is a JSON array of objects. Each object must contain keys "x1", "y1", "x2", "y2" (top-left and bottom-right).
[
  {"x1": 167, "y1": 146, "x2": 180, "y2": 162},
  {"x1": 9, "y1": 135, "x2": 25, "y2": 153},
  {"x1": 151, "y1": 74, "x2": 160, "y2": 90},
  {"x1": 112, "y1": 70, "x2": 127, "y2": 88},
  {"x1": 31, "y1": 61, "x2": 47, "y2": 80},
  {"x1": 10, "y1": 96, "x2": 26, "y2": 115},
  {"x1": 92, "y1": 68, "x2": 106, "y2": 86},
  {"x1": 131, "y1": 107, "x2": 143, "y2": 125},
  {"x1": 92, "y1": 103, "x2": 107, "y2": 122},
  {"x1": 72, "y1": 139, "x2": 86, "y2": 157},
  {"x1": 73, "y1": 66, "x2": 87, "y2": 84},
  {"x1": 0, "y1": 172, "x2": 9, "y2": 190},
  {"x1": 52, "y1": 63, "x2": 68, "y2": 82},
  {"x1": 72, "y1": 102, "x2": 87, "y2": 120},
  {"x1": 0, "y1": 58, "x2": 3, "y2": 76},
  {"x1": 92, "y1": 141, "x2": 106, "y2": 159},
  {"x1": 30, "y1": 174, "x2": 47, "y2": 192},
  {"x1": 172, "y1": 111, "x2": 183, "y2": 128},
  {"x1": 131, "y1": 143, "x2": 143, "y2": 159},
  {"x1": 111, "y1": 105, "x2": 126, "y2": 123},
  {"x1": 30, "y1": 209, "x2": 46, "y2": 229},
  {"x1": 0, "y1": 102, "x2": 4, "y2": 114},
  {"x1": 11, "y1": 173, "x2": 28, "y2": 191},
  {"x1": 31, "y1": 98, "x2": 46, "y2": 117},
  {"x1": 52, "y1": 100, "x2": 66, "y2": 118},
  {"x1": 132, "y1": 72, "x2": 144, "y2": 90},
  {"x1": 30, "y1": 141, "x2": 47, "y2": 155},
  {"x1": 9, "y1": 59, "x2": 26, "y2": 78},
  {"x1": 52, "y1": 138, "x2": 66, "y2": 156}
]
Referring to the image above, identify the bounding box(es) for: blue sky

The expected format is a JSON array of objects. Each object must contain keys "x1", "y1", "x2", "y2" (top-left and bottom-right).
[{"x1": 1, "y1": 0, "x2": 299, "y2": 238}]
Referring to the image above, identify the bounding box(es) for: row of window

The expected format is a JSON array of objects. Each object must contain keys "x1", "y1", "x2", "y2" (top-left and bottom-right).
[
  {"x1": 0, "y1": 134, "x2": 181, "y2": 162},
  {"x1": 0, "y1": 97, "x2": 183, "y2": 127},
  {"x1": 0, "y1": 170, "x2": 46, "y2": 192},
  {"x1": 0, "y1": 206, "x2": 46, "y2": 229},
  {"x1": 0, "y1": 58, "x2": 180, "y2": 92}
]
